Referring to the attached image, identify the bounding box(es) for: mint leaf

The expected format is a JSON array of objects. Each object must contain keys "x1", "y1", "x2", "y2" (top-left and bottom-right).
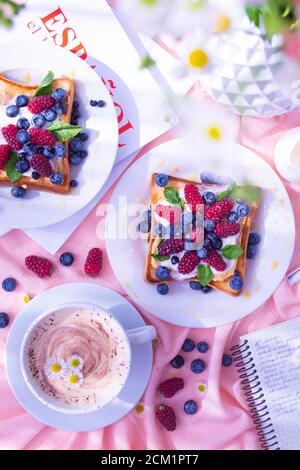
[
  {"x1": 230, "y1": 185, "x2": 261, "y2": 203},
  {"x1": 221, "y1": 244, "x2": 244, "y2": 260},
  {"x1": 33, "y1": 71, "x2": 54, "y2": 97},
  {"x1": 245, "y1": 5, "x2": 261, "y2": 27},
  {"x1": 197, "y1": 265, "x2": 213, "y2": 287},
  {"x1": 139, "y1": 55, "x2": 156, "y2": 70},
  {"x1": 217, "y1": 183, "x2": 236, "y2": 201},
  {"x1": 48, "y1": 122, "x2": 82, "y2": 142},
  {"x1": 151, "y1": 254, "x2": 170, "y2": 262},
  {"x1": 4, "y1": 152, "x2": 22, "y2": 182},
  {"x1": 164, "y1": 187, "x2": 184, "y2": 208}
]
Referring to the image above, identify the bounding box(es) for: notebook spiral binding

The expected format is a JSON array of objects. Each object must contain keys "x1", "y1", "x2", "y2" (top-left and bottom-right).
[{"x1": 231, "y1": 340, "x2": 280, "y2": 450}]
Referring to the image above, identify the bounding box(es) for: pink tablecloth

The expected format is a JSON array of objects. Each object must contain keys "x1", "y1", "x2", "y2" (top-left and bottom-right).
[{"x1": 1, "y1": 97, "x2": 300, "y2": 450}]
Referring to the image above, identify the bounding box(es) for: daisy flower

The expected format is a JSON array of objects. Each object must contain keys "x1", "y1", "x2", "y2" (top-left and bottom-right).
[
  {"x1": 44, "y1": 357, "x2": 66, "y2": 380},
  {"x1": 65, "y1": 371, "x2": 84, "y2": 389},
  {"x1": 66, "y1": 354, "x2": 84, "y2": 372},
  {"x1": 209, "y1": 0, "x2": 245, "y2": 34},
  {"x1": 178, "y1": 29, "x2": 212, "y2": 74},
  {"x1": 116, "y1": 0, "x2": 171, "y2": 37}
]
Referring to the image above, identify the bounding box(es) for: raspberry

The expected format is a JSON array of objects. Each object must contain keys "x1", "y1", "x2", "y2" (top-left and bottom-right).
[
  {"x1": 205, "y1": 250, "x2": 226, "y2": 271},
  {"x1": 29, "y1": 128, "x2": 56, "y2": 146},
  {"x1": 25, "y1": 256, "x2": 53, "y2": 278},
  {"x1": 184, "y1": 184, "x2": 203, "y2": 211},
  {"x1": 158, "y1": 239, "x2": 184, "y2": 256},
  {"x1": 0, "y1": 144, "x2": 12, "y2": 170},
  {"x1": 84, "y1": 248, "x2": 102, "y2": 276},
  {"x1": 214, "y1": 221, "x2": 240, "y2": 238},
  {"x1": 31, "y1": 154, "x2": 52, "y2": 177},
  {"x1": 178, "y1": 251, "x2": 200, "y2": 274},
  {"x1": 158, "y1": 378, "x2": 184, "y2": 398},
  {"x1": 28, "y1": 95, "x2": 56, "y2": 114},
  {"x1": 155, "y1": 204, "x2": 182, "y2": 224},
  {"x1": 2, "y1": 124, "x2": 22, "y2": 150},
  {"x1": 156, "y1": 404, "x2": 176, "y2": 431},
  {"x1": 205, "y1": 198, "x2": 234, "y2": 221}
]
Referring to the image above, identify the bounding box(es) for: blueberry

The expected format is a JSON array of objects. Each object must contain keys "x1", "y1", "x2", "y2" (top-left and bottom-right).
[
  {"x1": 73, "y1": 101, "x2": 80, "y2": 109},
  {"x1": 197, "y1": 342, "x2": 209, "y2": 353},
  {"x1": 203, "y1": 191, "x2": 216, "y2": 205},
  {"x1": 31, "y1": 171, "x2": 40, "y2": 180},
  {"x1": 153, "y1": 224, "x2": 166, "y2": 238},
  {"x1": 171, "y1": 256, "x2": 179, "y2": 265},
  {"x1": 55, "y1": 144, "x2": 67, "y2": 158},
  {"x1": 6, "y1": 105, "x2": 19, "y2": 118},
  {"x1": 98, "y1": 100, "x2": 106, "y2": 108},
  {"x1": 44, "y1": 146, "x2": 56, "y2": 159},
  {"x1": 79, "y1": 132, "x2": 88, "y2": 142},
  {"x1": 70, "y1": 138, "x2": 83, "y2": 153},
  {"x1": 191, "y1": 359, "x2": 205, "y2": 374},
  {"x1": 71, "y1": 118, "x2": 78, "y2": 126},
  {"x1": 138, "y1": 221, "x2": 150, "y2": 233},
  {"x1": 189, "y1": 281, "x2": 202, "y2": 291},
  {"x1": 214, "y1": 237, "x2": 223, "y2": 251},
  {"x1": 32, "y1": 114, "x2": 46, "y2": 128},
  {"x1": 70, "y1": 179, "x2": 78, "y2": 188},
  {"x1": 16, "y1": 117, "x2": 30, "y2": 130},
  {"x1": 202, "y1": 285, "x2": 212, "y2": 294},
  {"x1": 72, "y1": 109, "x2": 81, "y2": 119},
  {"x1": 69, "y1": 154, "x2": 83, "y2": 166},
  {"x1": 37, "y1": 147, "x2": 44, "y2": 154},
  {"x1": 17, "y1": 151, "x2": 27, "y2": 160},
  {"x1": 170, "y1": 355, "x2": 184, "y2": 369},
  {"x1": 237, "y1": 203, "x2": 250, "y2": 217},
  {"x1": 206, "y1": 233, "x2": 220, "y2": 249},
  {"x1": 44, "y1": 109, "x2": 57, "y2": 122},
  {"x1": 204, "y1": 219, "x2": 215, "y2": 232},
  {"x1": 230, "y1": 275, "x2": 243, "y2": 291},
  {"x1": 184, "y1": 400, "x2": 198, "y2": 415},
  {"x1": 17, "y1": 130, "x2": 29, "y2": 144},
  {"x1": 16, "y1": 159, "x2": 30, "y2": 173},
  {"x1": 248, "y1": 232, "x2": 261, "y2": 245},
  {"x1": 0, "y1": 312, "x2": 9, "y2": 329},
  {"x1": 52, "y1": 88, "x2": 67, "y2": 102},
  {"x1": 23, "y1": 143, "x2": 37, "y2": 157},
  {"x1": 157, "y1": 283, "x2": 169, "y2": 295},
  {"x1": 11, "y1": 186, "x2": 25, "y2": 198},
  {"x1": 78, "y1": 150, "x2": 88, "y2": 158},
  {"x1": 156, "y1": 266, "x2": 170, "y2": 281},
  {"x1": 182, "y1": 338, "x2": 195, "y2": 352},
  {"x1": 15, "y1": 95, "x2": 29, "y2": 107},
  {"x1": 201, "y1": 171, "x2": 216, "y2": 184},
  {"x1": 227, "y1": 211, "x2": 239, "y2": 223},
  {"x1": 197, "y1": 247, "x2": 209, "y2": 259},
  {"x1": 54, "y1": 103, "x2": 67, "y2": 115},
  {"x1": 246, "y1": 244, "x2": 257, "y2": 260},
  {"x1": 155, "y1": 173, "x2": 168, "y2": 187},
  {"x1": 222, "y1": 354, "x2": 233, "y2": 367},
  {"x1": 60, "y1": 252, "x2": 74, "y2": 266},
  {"x1": 50, "y1": 172, "x2": 64, "y2": 185},
  {"x1": 90, "y1": 100, "x2": 98, "y2": 107},
  {"x1": 2, "y1": 277, "x2": 17, "y2": 292}
]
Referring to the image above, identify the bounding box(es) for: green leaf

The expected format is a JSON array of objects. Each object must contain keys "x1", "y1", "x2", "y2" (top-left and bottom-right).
[
  {"x1": 4, "y1": 151, "x2": 22, "y2": 182},
  {"x1": 221, "y1": 244, "x2": 244, "y2": 260},
  {"x1": 217, "y1": 183, "x2": 236, "y2": 202},
  {"x1": 229, "y1": 185, "x2": 261, "y2": 203},
  {"x1": 245, "y1": 5, "x2": 261, "y2": 28},
  {"x1": 197, "y1": 265, "x2": 213, "y2": 287},
  {"x1": 164, "y1": 187, "x2": 185, "y2": 208},
  {"x1": 151, "y1": 254, "x2": 170, "y2": 262},
  {"x1": 139, "y1": 55, "x2": 156, "y2": 70},
  {"x1": 48, "y1": 122, "x2": 82, "y2": 142},
  {"x1": 33, "y1": 71, "x2": 54, "y2": 97}
]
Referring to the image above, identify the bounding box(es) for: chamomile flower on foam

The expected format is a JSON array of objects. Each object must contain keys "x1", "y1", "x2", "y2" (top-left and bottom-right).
[
  {"x1": 44, "y1": 357, "x2": 66, "y2": 380},
  {"x1": 65, "y1": 371, "x2": 83, "y2": 389},
  {"x1": 179, "y1": 29, "x2": 212, "y2": 74},
  {"x1": 116, "y1": 0, "x2": 171, "y2": 37},
  {"x1": 66, "y1": 354, "x2": 84, "y2": 372}
]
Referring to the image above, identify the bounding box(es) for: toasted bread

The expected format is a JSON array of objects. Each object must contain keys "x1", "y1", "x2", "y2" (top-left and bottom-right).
[
  {"x1": 144, "y1": 174, "x2": 261, "y2": 296},
  {"x1": 0, "y1": 74, "x2": 75, "y2": 193}
]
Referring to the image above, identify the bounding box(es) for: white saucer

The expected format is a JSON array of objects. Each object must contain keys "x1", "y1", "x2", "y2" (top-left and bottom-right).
[
  {"x1": 5, "y1": 283, "x2": 153, "y2": 431},
  {"x1": 106, "y1": 139, "x2": 295, "y2": 328}
]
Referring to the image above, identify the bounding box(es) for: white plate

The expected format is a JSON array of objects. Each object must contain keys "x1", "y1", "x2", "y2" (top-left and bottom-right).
[
  {"x1": 106, "y1": 139, "x2": 295, "y2": 328},
  {"x1": 5, "y1": 283, "x2": 153, "y2": 431},
  {"x1": 0, "y1": 41, "x2": 118, "y2": 229}
]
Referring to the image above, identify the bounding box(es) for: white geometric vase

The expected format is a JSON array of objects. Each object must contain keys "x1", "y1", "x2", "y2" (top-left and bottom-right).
[{"x1": 203, "y1": 17, "x2": 299, "y2": 118}]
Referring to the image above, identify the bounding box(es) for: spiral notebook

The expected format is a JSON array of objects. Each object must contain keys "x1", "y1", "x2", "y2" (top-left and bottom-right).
[{"x1": 232, "y1": 317, "x2": 300, "y2": 450}]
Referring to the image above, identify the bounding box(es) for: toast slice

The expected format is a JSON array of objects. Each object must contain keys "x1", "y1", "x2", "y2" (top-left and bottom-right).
[
  {"x1": 144, "y1": 174, "x2": 261, "y2": 296},
  {"x1": 0, "y1": 74, "x2": 75, "y2": 193}
]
